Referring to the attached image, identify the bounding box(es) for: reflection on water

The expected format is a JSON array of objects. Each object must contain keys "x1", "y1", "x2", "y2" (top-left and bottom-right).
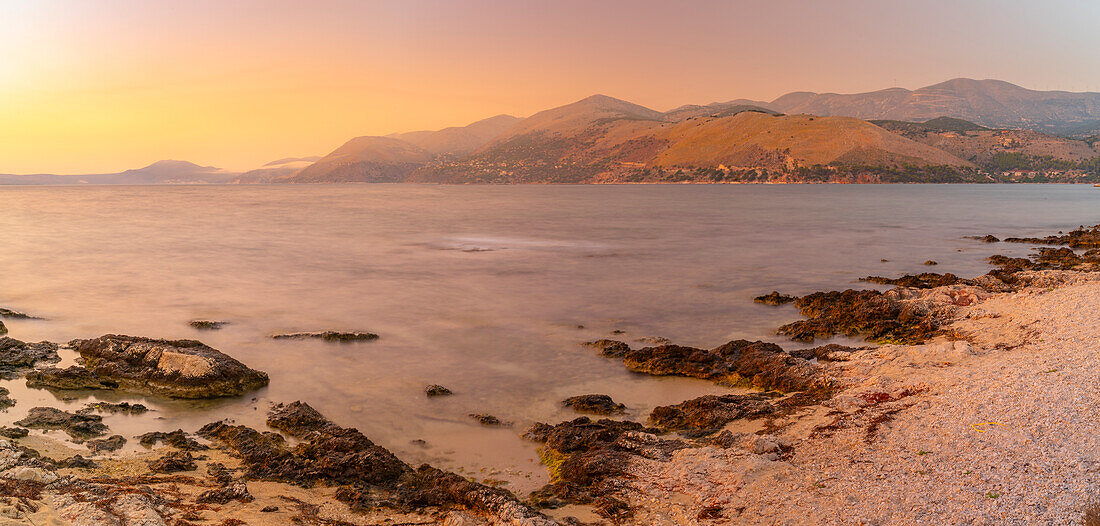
[{"x1": 0, "y1": 183, "x2": 1096, "y2": 492}]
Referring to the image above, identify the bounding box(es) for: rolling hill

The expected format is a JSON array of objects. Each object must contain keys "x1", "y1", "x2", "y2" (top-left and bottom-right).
[
  {"x1": 763, "y1": 79, "x2": 1100, "y2": 135},
  {"x1": 0, "y1": 160, "x2": 235, "y2": 185}
]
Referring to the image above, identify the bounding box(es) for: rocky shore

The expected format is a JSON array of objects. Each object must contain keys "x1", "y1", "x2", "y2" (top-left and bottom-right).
[{"x1": 0, "y1": 223, "x2": 1098, "y2": 525}]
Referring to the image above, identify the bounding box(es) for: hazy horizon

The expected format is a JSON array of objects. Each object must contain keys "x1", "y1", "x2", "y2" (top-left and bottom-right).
[{"x1": 3, "y1": 0, "x2": 1100, "y2": 174}]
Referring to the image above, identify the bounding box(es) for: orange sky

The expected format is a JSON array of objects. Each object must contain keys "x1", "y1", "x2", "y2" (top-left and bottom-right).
[{"x1": 2, "y1": 0, "x2": 1098, "y2": 174}]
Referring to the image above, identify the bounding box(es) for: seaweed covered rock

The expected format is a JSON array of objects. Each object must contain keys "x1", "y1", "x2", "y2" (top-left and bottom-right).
[
  {"x1": 147, "y1": 450, "x2": 197, "y2": 473},
  {"x1": 777, "y1": 289, "x2": 941, "y2": 344},
  {"x1": 15, "y1": 407, "x2": 109, "y2": 439},
  {"x1": 139, "y1": 429, "x2": 207, "y2": 451},
  {"x1": 79, "y1": 401, "x2": 149, "y2": 415},
  {"x1": 562, "y1": 394, "x2": 626, "y2": 415},
  {"x1": 753, "y1": 291, "x2": 796, "y2": 306},
  {"x1": 524, "y1": 417, "x2": 687, "y2": 520},
  {"x1": 860, "y1": 273, "x2": 967, "y2": 289},
  {"x1": 188, "y1": 320, "x2": 228, "y2": 330},
  {"x1": 1004, "y1": 224, "x2": 1100, "y2": 248},
  {"x1": 199, "y1": 401, "x2": 553, "y2": 524},
  {"x1": 0, "y1": 337, "x2": 60, "y2": 378},
  {"x1": 603, "y1": 339, "x2": 823, "y2": 392},
  {"x1": 649, "y1": 393, "x2": 775, "y2": 432},
  {"x1": 27, "y1": 335, "x2": 269, "y2": 399},
  {"x1": 86, "y1": 435, "x2": 126, "y2": 453}
]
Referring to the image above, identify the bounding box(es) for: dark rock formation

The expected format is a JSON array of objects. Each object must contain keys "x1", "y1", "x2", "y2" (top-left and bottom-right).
[
  {"x1": 923, "y1": 260, "x2": 938, "y2": 266},
  {"x1": 0, "y1": 337, "x2": 60, "y2": 378},
  {"x1": 0, "y1": 387, "x2": 12, "y2": 410},
  {"x1": 86, "y1": 435, "x2": 127, "y2": 453},
  {"x1": 271, "y1": 331, "x2": 379, "y2": 342},
  {"x1": 199, "y1": 401, "x2": 553, "y2": 523},
  {"x1": 424, "y1": 384, "x2": 452, "y2": 397},
  {"x1": 861, "y1": 273, "x2": 966, "y2": 289},
  {"x1": 0, "y1": 426, "x2": 28, "y2": 439},
  {"x1": 524, "y1": 417, "x2": 687, "y2": 520},
  {"x1": 0, "y1": 308, "x2": 39, "y2": 319},
  {"x1": 197, "y1": 481, "x2": 253, "y2": 504},
  {"x1": 1004, "y1": 224, "x2": 1100, "y2": 249},
  {"x1": 79, "y1": 401, "x2": 149, "y2": 415},
  {"x1": 649, "y1": 394, "x2": 774, "y2": 432},
  {"x1": 468, "y1": 413, "x2": 510, "y2": 427},
  {"x1": 753, "y1": 291, "x2": 797, "y2": 305},
  {"x1": 54, "y1": 455, "x2": 98, "y2": 469},
  {"x1": 777, "y1": 289, "x2": 941, "y2": 344},
  {"x1": 189, "y1": 320, "x2": 228, "y2": 330},
  {"x1": 582, "y1": 339, "x2": 631, "y2": 357},
  {"x1": 137, "y1": 429, "x2": 208, "y2": 451},
  {"x1": 562, "y1": 394, "x2": 626, "y2": 415},
  {"x1": 965, "y1": 235, "x2": 1001, "y2": 243},
  {"x1": 597, "y1": 339, "x2": 823, "y2": 392},
  {"x1": 787, "y1": 343, "x2": 859, "y2": 362},
  {"x1": 26, "y1": 335, "x2": 268, "y2": 398},
  {"x1": 15, "y1": 407, "x2": 109, "y2": 439},
  {"x1": 147, "y1": 450, "x2": 197, "y2": 473}
]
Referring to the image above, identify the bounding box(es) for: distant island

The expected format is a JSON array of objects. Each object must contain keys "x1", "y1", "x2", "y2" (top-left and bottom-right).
[{"x1": 4, "y1": 78, "x2": 1100, "y2": 185}]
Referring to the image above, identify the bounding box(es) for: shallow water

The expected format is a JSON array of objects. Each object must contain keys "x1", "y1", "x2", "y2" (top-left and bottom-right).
[{"x1": 0, "y1": 183, "x2": 1097, "y2": 492}]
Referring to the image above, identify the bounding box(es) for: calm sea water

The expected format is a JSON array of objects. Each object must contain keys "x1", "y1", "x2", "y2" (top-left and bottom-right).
[{"x1": 0, "y1": 184, "x2": 1097, "y2": 491}]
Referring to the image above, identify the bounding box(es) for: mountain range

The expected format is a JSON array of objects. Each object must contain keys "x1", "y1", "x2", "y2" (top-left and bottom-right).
[{"x1": 4, "y1": 78, "x2": 1099, "y2": 185}]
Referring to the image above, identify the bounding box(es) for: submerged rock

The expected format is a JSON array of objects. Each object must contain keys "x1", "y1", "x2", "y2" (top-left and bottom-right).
[
  {"x1": 14, "y1": 407, "x2": 109, "y2": 439},
  {"x1": 753, "y1": 291, "x2": 797, "y2": 306},
  {"x1": 562, "y1": 394, "x2": 626, "y2": 415},
  {"x1": 271, "y1": 331, "x2": 379, "y2": 342},
  {"x1": 27, "y1": 334, "x2": 269, "y2": 399},
  {"x1": 0, "y1": 308, "x2": 39, "y2": 319},
  {"x1": 468, "y1": 413, "x2": 511, "y2": 427},
  {"x1": 649, "y1": 393, "x2": 774, "y2": 432},
  {"x1": 425, "y1": 384, "x2": 452, "y2": 397},
  {"x1": 188, "y1": 320, "x2": 229, "y2": 330},
  {"x1": 79, "y1": 401, "x2": 149, "y2": 415},
  {"x1": 86, "y1": 435, "x2": 126, "y2": 453},
  {"x1": 600, "y1": 339, "x2": 823, "y2": 392}
]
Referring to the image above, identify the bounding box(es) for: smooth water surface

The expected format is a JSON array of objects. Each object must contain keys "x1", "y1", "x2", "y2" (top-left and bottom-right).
[{"x1": 0, "y1": 184, "x2": 1097, "y2": 491}]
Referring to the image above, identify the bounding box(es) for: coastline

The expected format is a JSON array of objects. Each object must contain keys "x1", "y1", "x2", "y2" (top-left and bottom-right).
[{"x1": 1, "y1": 225, "x2": 1099, "y2": 525}]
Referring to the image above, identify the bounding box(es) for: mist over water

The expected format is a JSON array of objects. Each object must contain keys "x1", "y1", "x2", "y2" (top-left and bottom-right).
[{"x1": 0, "y1": 184, "x2": 1097, "y2": 491}]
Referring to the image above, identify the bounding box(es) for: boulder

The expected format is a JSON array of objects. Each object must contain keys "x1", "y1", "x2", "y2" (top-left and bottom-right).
[
  {"x1": 27, "y1": 335, "x2": 268, "y2": 399},
  {"x1": 561, "y1": 394, "x2": 626, "y2": 415}
]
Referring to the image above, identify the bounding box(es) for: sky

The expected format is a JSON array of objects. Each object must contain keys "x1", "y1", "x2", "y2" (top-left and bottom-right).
[{"x1": 1, "y1": 0, "x2": 1099, "y2": 174}]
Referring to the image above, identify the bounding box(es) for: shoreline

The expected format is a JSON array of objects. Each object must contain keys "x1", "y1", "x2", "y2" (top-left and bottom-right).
[{"x1": 0, "y1": 225, "x2": 1098, "y2": 524}]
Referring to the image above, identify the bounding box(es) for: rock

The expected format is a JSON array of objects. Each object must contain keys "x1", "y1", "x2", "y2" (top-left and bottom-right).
[
  {"x1": 606, "y1": 339, "x2": 823, "y2": 392},
  {"x1": 562, "y1": 394, "x2": 626, "y2": 415},
  {"x1": 635, "y1": 336, "x2": 672, "y2": 345},
  {"x1": 649, "y1": 394, "x2": 774, "y2": 432},
  {"x1": 271, "y1": 331, "x2": 379, "y2": 342},
  {"x1": 753, "y1": 291, "x2": 797, "y2": 305},
  {"x1": 54, "y1": 454, "x2": 98, "y2": 469},
  {"x1": 79, "y1": 401, "x2": 149, "y2": 415},
  {"x1": 86, "y1": 435, "x2": 126, "y2": 453},
  {"x1": 261, "y1": 505, "x2": 279, "y2": 512},
  {"x1": 425, "y1": 384, "x2": 453, "y2": 397},
  {"x1": 14, "y1": 407, "x2": 109, "y2": 439},
  {"x1": 0, "y1": 308, "x2": 39, "y2": 320},
  {"x1": 199, "y1": 401, "x2": 553, "y2": 524},
  {"x1": 582, "y1": 339, "x2": 631, "y2": 357},
  {"x1": 1, "y1": 466, "x2": 58, "y2": 484},
  {"x1": 0, "y1": 387, "x2": 12, "y2": 411},
  {"x1": 777, "y1": 289, "x2": 942, "y2": 344},
  {"x1": 969, "y1": 234, "x2": 1001, "y2": 243},
  {"x1": 0, "y1": 321, "x2": 5, "y2": 335},
  {"x1": 189, "y1": 320, "x2": 228, "y2": 330},
  {"x1": 861, "y1": 273, "x2": 966, "y2": 289},
  {"x1": 787, "y1": 343, "x2": 859, "y2": 362},
  {"x1": 0, "y1": 427, "x2": 28, "y2": 440},
  {"x1": 137, "y1": 430, "x2": 208, "y2": 451},
  {"x1": 28, "y1": 334, "x2": 269, "y2": 399},
  {"x1": 197, "y1": 480, "x2": 253, "y2": 504},
  {"x1": 468, "y1": 413, "x2": 510, "y2": 427},
  {"x1": 1004, "y1": 224, "x2": 1100, "y2": 248},
  {"x1": 0, "y1": 337, "x2": 60, "y2": 377},
  {"x1": 147, "y1": 450, "x2": 196, "y2": 473},
  {"x1": 923, "y1": 260, "x2": 938, "y2": 266},
  {"x1": 524, "y1": 417, "x2": 683, "y2": 520}
]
